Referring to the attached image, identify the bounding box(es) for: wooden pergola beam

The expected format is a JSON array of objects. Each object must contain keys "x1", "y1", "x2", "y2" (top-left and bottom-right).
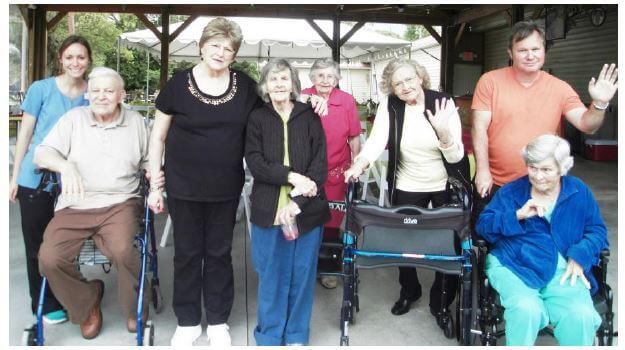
[
  {"x1": 454, "y1": 22, "x2": 466, "y2": 47},
  {"x1": 454, "y1": 5, "x2": 510, "y2": 25},
  {"x1": 135, "y1": 13, "x2": 161, "y2": 40},
  {"x1": 424, "y1": 25, "x2": 442, "y2": 44},
  {"x1": 40, "y1": 4, "x2": 454, "y2": 26},
  {"x1": 46, "y1": 11, "x2": 67, "y2": 30},
  {"x1": 339, "y1": 21, "x2": 365, "y2": 47},
  {"x1": 305, "y1": 18, "x2": 332, "y2": 48},
  {"x1": 170, "y1": 14, "x2": 197, "y2": 42}
]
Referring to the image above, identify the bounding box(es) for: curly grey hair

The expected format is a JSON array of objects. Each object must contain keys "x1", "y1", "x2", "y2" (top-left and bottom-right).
[
  {"x1": 308, "y1": 57, "x2": 341, "y2": 81},
  {"x1": 257, "y1": 58, "x2": 301, "y2": 103},
  {"x1": 521, "y1": 134, "x2": 574, "y2": 175},
  {"x1": 379, "y1": 58, "x2": 431, "y2": 95}
]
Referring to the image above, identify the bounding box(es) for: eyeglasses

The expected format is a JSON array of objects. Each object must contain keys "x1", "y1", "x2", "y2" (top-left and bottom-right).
[
  {"x1": 391, "y1": 76, "x2": 418, "y2": 89},
  {"x1": 206, "y1": 43, "x2": 235, "y2": 57}
]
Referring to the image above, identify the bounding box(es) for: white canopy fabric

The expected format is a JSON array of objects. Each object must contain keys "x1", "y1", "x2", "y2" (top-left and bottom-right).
[{"x1": 119, "y1": 16, "x2": 410, "y2": 63}]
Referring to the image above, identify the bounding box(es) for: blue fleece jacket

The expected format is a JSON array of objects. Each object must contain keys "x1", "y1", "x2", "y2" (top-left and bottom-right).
[{"x1": 476, "y1": 175, "x2": 608, "y2": 294}]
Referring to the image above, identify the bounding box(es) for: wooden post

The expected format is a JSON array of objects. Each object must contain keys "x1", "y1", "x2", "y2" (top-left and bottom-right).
[
  {"x1": 332, "y1": 16, "x2": 340, "y2": 65},
  {"x1": 440, "y1": 25, "x2": 453, "y2": 93},
  {"x1": 160, "y1": 6, "x2": 170, "y2": 89},
  {"x1": 32, "y1": 6, "x2": 47, "y2": 81},
  {"x1": 512, "y1": 5, "x2": 525, "y2": 23}
]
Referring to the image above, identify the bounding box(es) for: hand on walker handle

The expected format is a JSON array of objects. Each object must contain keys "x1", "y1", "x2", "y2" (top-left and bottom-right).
[
  {"x1": 147, "y1": 191, "x2": 165, "y2": 214},
  {"x1": 344, "y1": 157, "x2": 369, "y2": 183}
]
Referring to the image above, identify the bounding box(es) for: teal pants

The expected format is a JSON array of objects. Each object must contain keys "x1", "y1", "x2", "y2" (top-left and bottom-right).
[{"x1": 485, "y1": 254, "x2": 601, "y2": 345}]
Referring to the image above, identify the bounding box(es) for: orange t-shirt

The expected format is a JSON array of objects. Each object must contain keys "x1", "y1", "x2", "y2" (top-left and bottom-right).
[{"x1": 472, "y1": 67, "x2": 585, "y2": 185}]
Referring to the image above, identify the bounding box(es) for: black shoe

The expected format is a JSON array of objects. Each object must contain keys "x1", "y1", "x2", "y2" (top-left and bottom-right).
[{"x1": 391, "y1": 290, "x2": 422, "y2": 316}]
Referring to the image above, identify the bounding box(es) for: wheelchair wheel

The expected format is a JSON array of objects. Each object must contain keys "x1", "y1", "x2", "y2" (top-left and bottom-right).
[
  {"x1": 456, "y1": 252, "x2": 479, "y2": 345},
  {"x1": 21, "y1": 325, "x2": 38, "y2": 346},
  {"x1": 143, "y1": 320, "x2": 154, "y2": 346},
  {"x1": 597, "y1": 320, "x2": 615, "y2": 346},
  {"x1": 151, "y1": 284, "x2": 165, "y2": 314}
]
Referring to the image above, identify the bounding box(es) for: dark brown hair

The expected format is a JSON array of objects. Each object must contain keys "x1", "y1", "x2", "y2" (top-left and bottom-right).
[
  {"x1": 508, "y1": 20, "x2": 546, "y2": 49},
  {"x1": 58, "y1": 35, "x2": 92, "y2": 62}
]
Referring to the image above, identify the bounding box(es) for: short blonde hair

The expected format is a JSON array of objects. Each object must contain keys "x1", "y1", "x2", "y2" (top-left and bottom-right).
[
  {"x1": 522, "y1": 134, "x2": 574, "y2": 175},
  {"x1": 257, "y1": 58, "x2": 301, "y2": 103},
  {"x1": 379, "y1": 58, "x2": 431, "y2": 95},
  {"x1": 198, "y1": 17, "x2": 243, "y2": 56}
]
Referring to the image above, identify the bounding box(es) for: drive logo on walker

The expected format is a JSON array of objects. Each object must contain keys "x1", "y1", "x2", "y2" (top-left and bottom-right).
[{"x1": 403, "y1": 217, "x2": 418, "y2": 224}]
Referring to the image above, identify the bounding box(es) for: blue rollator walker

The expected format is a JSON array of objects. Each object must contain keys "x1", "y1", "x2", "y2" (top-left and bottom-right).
[
  {"x1": 22, "y1": 170, "x2": 164, "y2": 346},
  {"x1": 339, "y1": 180, "x2": 478, "y2": 346}
]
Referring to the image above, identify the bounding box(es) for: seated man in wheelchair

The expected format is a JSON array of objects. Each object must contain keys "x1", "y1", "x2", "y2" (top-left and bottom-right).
[
  {"x1": 475, "y1": 134, "x2": 608, "y2": 346},
  {"x1": 33, "y1": 67, "x2": 158, "y2": 340}
]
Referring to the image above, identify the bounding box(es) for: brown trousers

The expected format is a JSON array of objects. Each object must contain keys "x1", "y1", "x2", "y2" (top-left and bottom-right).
[{"x1": 38, "y1": 198, "x2": 149, "y2": 324}]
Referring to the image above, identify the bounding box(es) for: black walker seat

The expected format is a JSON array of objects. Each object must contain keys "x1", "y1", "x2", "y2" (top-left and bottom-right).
[
  {"x1": 22, "y1": 170, "x2": 164, "y2": 346},
  {"x1": 339, "y1": 181, "x2": 478, "y2": 346}
]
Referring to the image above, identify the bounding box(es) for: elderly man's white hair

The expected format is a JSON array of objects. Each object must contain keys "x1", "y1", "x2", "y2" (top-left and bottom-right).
[
  {"x1": 88, "y1": 66, "x2": 125, "y2": 90},
  {"x1": 521, "y1": 134, "x2": 574, "y2": 175}
]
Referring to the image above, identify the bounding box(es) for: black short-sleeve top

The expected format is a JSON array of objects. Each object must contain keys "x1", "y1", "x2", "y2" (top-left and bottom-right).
[{"x1": 155, "y1": 68, "x2": 262, "y2": 201}]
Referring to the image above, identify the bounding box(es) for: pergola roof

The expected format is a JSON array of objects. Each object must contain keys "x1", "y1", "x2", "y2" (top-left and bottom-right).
[
  {"x1": 21, "y1": 3, "x2": 521, "y2": 90},
  {"x1": 120, "y1": 16, "x2": 411, "y2": 63},
  {"x1": 38, "y1": 4, "x2": 510, "y2": 26}
]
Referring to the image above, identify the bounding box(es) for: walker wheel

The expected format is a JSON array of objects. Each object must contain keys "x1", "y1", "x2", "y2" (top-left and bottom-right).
[
  {"x1": 443, "y1": 317, "x2": 455, "y2": 339},
  {"x1": 22, "y1": 325, "x2": 38, "y2": 346},
  {"x1": 152, "y1": 285, "x2": 165, "y2": 314},
  {"x1": 340, "y1": 335, "x2": 349, "y2": 346},
  {"x1": 143, "y1": 320, "x2": 154, "y2": 346}
]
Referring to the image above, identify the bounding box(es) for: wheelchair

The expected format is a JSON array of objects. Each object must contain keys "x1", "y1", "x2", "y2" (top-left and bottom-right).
[
  {"x1": 339, "y1": 179, "x2": 478, "y2": 346},
  {"x1": 22, "y1": 170, "x2": 164, "y2": 346},
  {"x1": 474, "y1": 238, "x2": 617, "y2": 346}
]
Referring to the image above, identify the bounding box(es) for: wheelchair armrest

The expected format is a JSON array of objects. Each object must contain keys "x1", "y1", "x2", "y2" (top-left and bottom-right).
[
  {"x1": 598, "y1": 249, "x2": 610, "y2": 269},
  {"x1": 474, "y1": 238, "x2": 490, "y2": 256},
  {"x1": 474, "y1": 238, "x2": 488, "y2": 248}
]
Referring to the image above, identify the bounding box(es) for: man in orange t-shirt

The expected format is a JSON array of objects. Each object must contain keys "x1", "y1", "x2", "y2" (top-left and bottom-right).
[{"x1": 471, "y1": 20, "x2": 618, "y2": 222}]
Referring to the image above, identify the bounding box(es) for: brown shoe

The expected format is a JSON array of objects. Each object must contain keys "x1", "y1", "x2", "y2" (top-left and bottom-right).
[
  {"x1": 80, "y1": 279, "x2": 104, "y2": 339},
  {"x1": 127, "y1": 308, "x2": 149, "y2": 333}
]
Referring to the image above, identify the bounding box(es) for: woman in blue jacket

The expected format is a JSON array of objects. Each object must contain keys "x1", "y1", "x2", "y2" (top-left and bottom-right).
[{"x1": 476, "y1": 134, "x2": 608, "y2": 345}]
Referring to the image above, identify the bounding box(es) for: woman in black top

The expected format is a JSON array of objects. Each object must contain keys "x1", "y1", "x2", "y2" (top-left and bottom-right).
[
  {"x1": 147, "y1": 17, "x2": 261, "y2": 346},
  {"x1": 245, "y1": 58, "x2": 330, "y2": 345}
]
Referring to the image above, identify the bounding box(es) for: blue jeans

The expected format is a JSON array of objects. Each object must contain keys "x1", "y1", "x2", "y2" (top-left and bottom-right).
[{"x1": 251, "y1": 224, "x2": 322, "y2": 346}]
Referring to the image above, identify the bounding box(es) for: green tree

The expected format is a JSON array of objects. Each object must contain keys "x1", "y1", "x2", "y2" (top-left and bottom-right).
[
  {"x1": 403, "y1": 24, "x2": 430, "y2": 41},
  {"x1": 231, "y1": 61, "x2": 260, "y2": 82},
  {"x1": 45, "y1": 13, "x2": 259, "y2": 97}
]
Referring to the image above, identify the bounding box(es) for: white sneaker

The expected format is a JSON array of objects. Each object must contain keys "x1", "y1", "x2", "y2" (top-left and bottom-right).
[
  {"x1": 206, "y1": 323, "x2": 231, "y2": 346},
  {"x1": 170, "y1": 325, "x2": 202, "y2": 346}
]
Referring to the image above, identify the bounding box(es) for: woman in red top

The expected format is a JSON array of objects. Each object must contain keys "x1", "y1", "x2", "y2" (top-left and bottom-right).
[{"x1": 301, "y1": 58, "x2": 361, "y2": 288}]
